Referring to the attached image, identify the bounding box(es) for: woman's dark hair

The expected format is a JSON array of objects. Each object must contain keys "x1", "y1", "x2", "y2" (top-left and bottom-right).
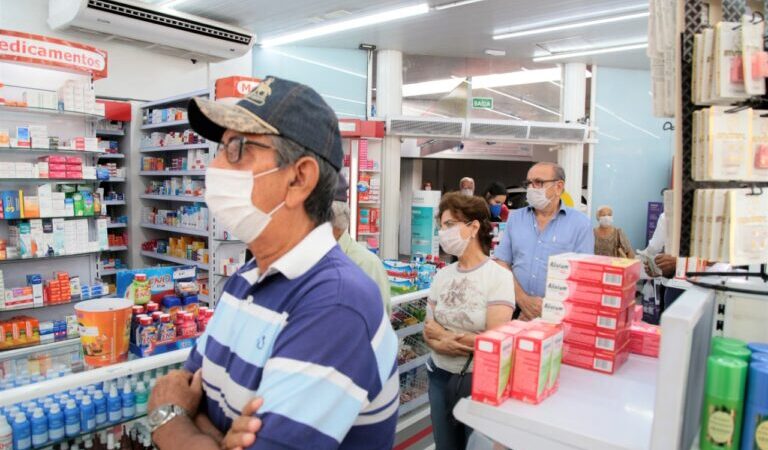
[
  {"x1": 437, "y1": 192, "x2": 493, "y2": 255},
  {"x1": 484, "y1": 181, "x2": 507, "y2": 199}
]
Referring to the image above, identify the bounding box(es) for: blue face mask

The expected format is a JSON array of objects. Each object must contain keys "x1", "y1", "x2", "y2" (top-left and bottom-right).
[{"x1": 490, "y1": 203, "x2": 502, "y2": 218}]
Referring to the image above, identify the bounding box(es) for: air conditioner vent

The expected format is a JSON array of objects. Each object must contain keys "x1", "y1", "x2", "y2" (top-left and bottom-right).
[
  {"x1": 388, "y1": 118, "x2": 464, "y2": 138},
  {"x1": 468, "y1": 122, "x2": 529, "y2": 139},
  {"x1": 87, "y1": 0, "x2": 253, "y2": 44},
  {"x1": 528, "y1": 125, "x2": 586, "y2": 142}
]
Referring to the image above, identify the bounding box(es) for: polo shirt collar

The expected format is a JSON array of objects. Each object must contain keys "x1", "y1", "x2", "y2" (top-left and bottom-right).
[{"x1": 252, "y1": 222, "x2": 337, "y2": 283}]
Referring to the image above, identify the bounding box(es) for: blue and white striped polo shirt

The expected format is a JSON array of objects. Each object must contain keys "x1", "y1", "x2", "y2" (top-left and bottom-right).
[{"x1": 184, "y1": 223, "x2": 399, "y2": 449}]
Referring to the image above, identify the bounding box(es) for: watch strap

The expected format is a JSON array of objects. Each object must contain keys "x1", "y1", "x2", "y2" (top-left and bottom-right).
[{"x1": 149, "y1": 404, "x2": 188, "y2": 434}]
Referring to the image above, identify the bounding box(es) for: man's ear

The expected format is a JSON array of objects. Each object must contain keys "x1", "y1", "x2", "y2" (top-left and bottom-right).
[{"x1": 284, "y1": 156, "x2": 319, "y2": 209}]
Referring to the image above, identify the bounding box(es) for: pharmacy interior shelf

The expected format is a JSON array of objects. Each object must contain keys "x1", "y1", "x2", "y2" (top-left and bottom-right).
[
  {"x1": 105, "y1": 177, "x2": 126, "y2": 182},
  {"x1": 140, "y1": 120, "x2": 189, "y2": 130},
  {"x1": 140, "y1": 194, "x2": 205, "y2": 203},
  {"x1": 100, "y1": 268, "x2": 118, "y2": 276},
  {"x1": 140, "y1": 250, "x2": 209, "y2": 271},
  {"x1": 98, "y1": 154, "x2": 125, "y2": 159},
  {"x1": 0, "y1": 147, "x2": 109, "y2": 156},
  {"x1": 140, "y1": 170, "x2": 205, "y2": 176},
  {"x1": 107, "y1": 246, "x2": 128, "y2": 252},
  {"x1": 141, "y1": 222, "x2": 208, "y2": 237},
  {"x1": 0, "y1": 337, "x2": 81, "y2": 363},
  {"x1": 107, "y1": 223, "x2": 127, "y2": 229},
  {"x1": 0, "y1": 178, "x2": 97, "y2": 184},
  {"x1": 96, "y1": 129, "x2": 125, "y2": 137},
  {"x1": 140, "y1": 88, "x2": 209, "y2": 109},
  {"x1": 0, "y1": 348, "x2": 191, "y2": 407},
  {"x1": 391, "y1": 290, "x2": 430, "y2": 307},
  {"x1": 398, "y1": 354, "x2": 430, "y2": 374},
  {"x1": 198, "y1": 293, "x2": 209, "y2": 303},
  {"x1": 0, "y1": 214, "x2": 105, "y2": 222},
  {"x1": 0, "y1": 250, "x2": 102, "y2": 264},
  {"x1": 0, "y1": 105, "x2": 105, "y2": 121},
  {"x1": 395, "y1": 322, "x2": 425, "y2": 339},
  {"x1": 0, "y1": 292, "x2": 114, "y2": 314},
  {"x1": 455, "y1": 356, "x2": 658, "y2": 450},
  {"x1": 103, "y1": 200, "x2": 126, "y2": 206},
  {"x1": 139, "y1": 143, "x2": 210, "y2": 153},
  {"x1": 34, "y1": 413, "x2": 147, "y2": 450}
]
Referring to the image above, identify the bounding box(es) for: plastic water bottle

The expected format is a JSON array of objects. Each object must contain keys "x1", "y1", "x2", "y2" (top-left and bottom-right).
[
  {"x1": 134, "y1": 382, "x2": 148, "y2": 415},
  {"x1": 47, "y1": 404, "x2": 64, "y2": 441},
  {"x1": 12, "y1": 413, "x2": 31, "y2": 450},
  {"x1": 64, "y1": 400, "x2": 80, "y2": 438},
  {"x1": 30, "y1": 408, "x2": 48, "y2": 447},
  {"x1": 0, "y1": 415, "x2": 13, "y2": 450},
  {"x1": 80, "y1": 396, "x2": 95, "y2": 433},
  {"x1": 92, "y1": 392, "x2": 107, "y2": 426},
  {"x1": 107, "y1": 386, "x2": 121, "y2": 424},
  {"x1": 121, "y1": 383, "x2": 135, "y2": 419}
]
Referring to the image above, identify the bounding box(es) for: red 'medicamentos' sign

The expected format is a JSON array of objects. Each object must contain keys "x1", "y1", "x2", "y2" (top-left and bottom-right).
[{"x1": 0, "y1": 29, "x2": 108, "y2": 79}]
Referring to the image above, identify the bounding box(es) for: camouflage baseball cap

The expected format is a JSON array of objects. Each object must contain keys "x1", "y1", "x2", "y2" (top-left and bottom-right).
[{"x1": 188, "y1": 76, "x2": 343, "y2": 170}]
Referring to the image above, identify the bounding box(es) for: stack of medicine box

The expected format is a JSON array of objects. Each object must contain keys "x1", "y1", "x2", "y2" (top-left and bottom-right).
[
  {"x1": 472, "y1": 320, "x2": 564, "y2": 406},
  {"x1": 542, "y1": 253, "x2": 641, "y2": 375}
]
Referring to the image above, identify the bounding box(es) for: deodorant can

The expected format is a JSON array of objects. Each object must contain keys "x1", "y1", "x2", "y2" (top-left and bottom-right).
[{"x1": 701, "y1": 356, "x2": 748, "y2": 450}]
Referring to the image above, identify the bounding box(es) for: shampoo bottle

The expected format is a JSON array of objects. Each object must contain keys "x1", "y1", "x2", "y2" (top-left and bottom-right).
[
  {"x1": 12, "y1": 413, "x2": 31, "y2": 450},
  {"x1": 64, "y1": 400, "x2": 80, "y2": 438},
  {"x1": 121, "y1": 384, "x2": 135, "y2": 419},
  {"x1": 741, "y1": 363, "x2": 768, "y2": 450},
  {"x1": 701, "y1": 356, "x2": 748, "y2": 450},
  {"x1": 92, "y1": 391, "x2": 107, "y2": 426},
  {"x1": 0, "y1": 415, "x2": 12, "y2": 450},
  {"x1": 107, "y1": 386, "x2": 121, "y2": 424},
  {"x1": 80, "y1": 395, "x2": 95, "y2": 433},
  {"x1": 30, "y1": 408, "x2": 47, "y2": 447},
  {"x1": 46, "y1": 404, "x2": 64, "y2": 441},
  {"x1": 134, "y1": 382, "x2": 148, "y2": 415}
]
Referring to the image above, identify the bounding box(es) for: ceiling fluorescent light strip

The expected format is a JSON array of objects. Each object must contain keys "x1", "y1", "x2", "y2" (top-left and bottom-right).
[
  {"x1": 434, "y1": 0, "x2": 487, "y2": 10},
  {"x1": 260, "y1": 3, "x2": 429, "y2": 47},
  {"x1": 494, "y1": 11, "x2": 649, "y2": 40},
  {"x1": 533, "y1": 42, "x2": 648, "y2": 62}
]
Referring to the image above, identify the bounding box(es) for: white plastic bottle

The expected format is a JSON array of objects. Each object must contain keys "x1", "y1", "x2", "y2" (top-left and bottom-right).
[{"x1": 0, "y1": 415, "x2": 12, "y2": 450}]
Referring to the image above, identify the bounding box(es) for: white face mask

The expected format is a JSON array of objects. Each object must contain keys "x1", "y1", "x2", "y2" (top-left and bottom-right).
[
  {"x1": 438, "y1": 223, "x2": 471, "y2": 257},
  {"x1": 598, "y1": 215, "x2": 614, "y2": 227},
  {"x1": 461, "y1": 189, "x2": 474, "y2": 197},
  {"x1": 204, "y1": 166, "x2": 285, "y2": 244},
  {"x1": 526, "y1": 186, "x2": 552, "y2": 210}
]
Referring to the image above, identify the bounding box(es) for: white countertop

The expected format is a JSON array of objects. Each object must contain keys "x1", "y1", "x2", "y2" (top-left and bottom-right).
[{"x1": 454, "y1": 355, "x2": 658, "y2": 450}]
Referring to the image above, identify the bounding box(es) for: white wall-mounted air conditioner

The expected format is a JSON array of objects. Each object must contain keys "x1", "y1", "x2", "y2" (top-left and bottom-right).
[{"x1": 48, "y1": 0, "x2": 256, "y2": 62}]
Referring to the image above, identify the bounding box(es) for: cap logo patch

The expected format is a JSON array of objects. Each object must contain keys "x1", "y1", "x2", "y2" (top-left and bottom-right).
[{"x1": 249, "y1": 77, "x2": 274, "y2": 106}]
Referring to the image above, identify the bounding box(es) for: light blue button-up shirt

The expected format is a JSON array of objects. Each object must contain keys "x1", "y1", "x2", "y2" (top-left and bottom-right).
[{"x1": 494, "y1": 203, "x2": 594, "y2": 298}]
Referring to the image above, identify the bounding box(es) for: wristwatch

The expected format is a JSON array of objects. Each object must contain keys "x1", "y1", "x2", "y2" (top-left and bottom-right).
[{"x1": 148, "y1": 404, "x2": 188, "y2": 434}]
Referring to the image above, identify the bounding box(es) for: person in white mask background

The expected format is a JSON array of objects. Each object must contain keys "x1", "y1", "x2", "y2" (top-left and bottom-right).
[
  {"x1": 459, "y1": 177, "x2": 475, "y2": 196},
  {"x1": 593, "y1": 205, "x2": 635, "y2": 258},
  {"x1": 148, "y1": 76, "x2": 398, "y2": 450},
  {"x1": 422, "y1": 192, "x2": 515, "y2": 450},
  {"x1": 493, "y1": 162, "x2": 593, "y2": 320}
]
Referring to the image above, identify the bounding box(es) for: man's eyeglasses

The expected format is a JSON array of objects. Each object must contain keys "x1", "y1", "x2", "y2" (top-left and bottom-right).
[
  {"x1": 523, "y1": 178, "x2": 561, "y2": 189},
  {"x1": 217, "y1": 136, "x2": 274, "y2": 164}
]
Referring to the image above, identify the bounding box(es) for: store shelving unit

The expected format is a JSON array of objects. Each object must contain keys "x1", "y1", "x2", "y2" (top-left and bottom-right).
[
  {"x1": 340, "y1": 121, "x2": 385, "y2": 252},
  {"x1": 96, "y1": 104, "x2": 132, "y2": 284},
  {"x1": 137, "y1": 90, "x2": 212, "y2": 298},
  {"x1": 390, "y1": 290, "x2": 430, "y2": 417}
]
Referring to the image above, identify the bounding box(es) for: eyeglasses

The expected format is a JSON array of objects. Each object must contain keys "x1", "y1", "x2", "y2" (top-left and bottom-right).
[
  {"x1": 217, "y1": 136, "x2": 274, "y2": 164},
  {"x1": 523, "y1": 178, "x2": 561, "y2": 189}
]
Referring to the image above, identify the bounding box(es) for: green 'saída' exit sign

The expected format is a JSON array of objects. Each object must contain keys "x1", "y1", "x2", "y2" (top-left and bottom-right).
[{"x1": 472, "y1": 97, "x2": 493, "y2": 109}]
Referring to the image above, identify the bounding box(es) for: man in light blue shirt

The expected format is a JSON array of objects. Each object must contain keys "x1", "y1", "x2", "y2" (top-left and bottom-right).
[{"x1": 494, "y1": 162, "x2": 594, "y2": 320}]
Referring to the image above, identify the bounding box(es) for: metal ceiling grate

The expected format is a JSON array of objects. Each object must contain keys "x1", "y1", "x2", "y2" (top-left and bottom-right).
[
  {"x1": 388, "y1": 119, "x2": 463, "y2": 138},
  {"x1": 467, "y1": 122, "x2": 529, "y2": 139}
]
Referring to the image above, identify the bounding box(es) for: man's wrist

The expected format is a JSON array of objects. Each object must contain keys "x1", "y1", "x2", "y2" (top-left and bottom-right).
[{"x1": 149, "y1": 404, "x2": 189, "y2": 436}]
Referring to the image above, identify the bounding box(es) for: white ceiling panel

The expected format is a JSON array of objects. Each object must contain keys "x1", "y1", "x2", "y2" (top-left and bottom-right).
[{"x1": 167, "y1": 0, "x2": 650, "y2": 69}]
